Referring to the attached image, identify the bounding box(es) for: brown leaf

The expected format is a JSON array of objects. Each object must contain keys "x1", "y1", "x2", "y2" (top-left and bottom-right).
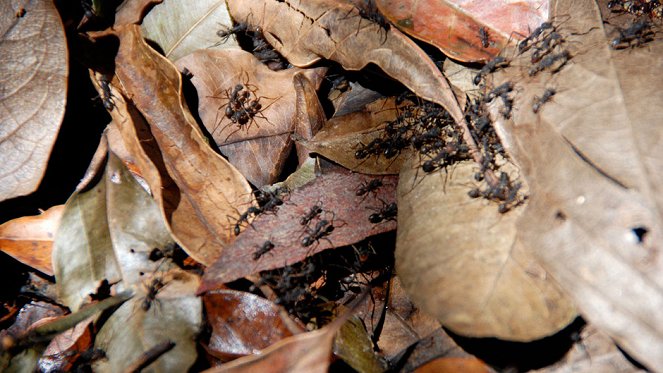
[
  {"x1": 0, "y1": 1, "x2": 68, "y2": 201},
  {"x1": 293, "y1": 73, "x2": 327, "y2": 164},
  {"x1": 141, "y1": 0, "x2": 237, "y2": 61},
  {"x1": 200, "y1": 168, "x2": 398, "y2": 290},
  {"x1": 0, "y1": 205, "x2": 63, "y2": 276},
  {"x1": 226, "y1": 0, "x2": 466, "y2": 123},
  {"x1": 333, "y1": 316, "x2": 388, "y2": 373},
  {"x1": 396, "y1": 159, "x2": 577, "y2": 341},
  {"x1": 109, "y1": 25, "x2": 254, "y2": 265},
  {"x1": 202, "y1": 301, "x2": 358, "y2": 373},
  {"x1": 299, "y1": 98, "x2": 407, "y2": 175},
  {"x1": 204, "y1": 289, "x2": 304, "y2": 361},
  {"x1": 488, "y1": 0, "x2": 663, "y2": 368},
  {"x1": 115, "y1": 0, "x2": 162, "y2": 26},
  {"x1": 414, "y1": 357, "x2": 492, "y2": 373},
  {"x1": 376, "y1": 0, "x2": 544, "y2": 62},
  {"x1": 175, "y1": 49, "x2": 326, "y2": 185}
]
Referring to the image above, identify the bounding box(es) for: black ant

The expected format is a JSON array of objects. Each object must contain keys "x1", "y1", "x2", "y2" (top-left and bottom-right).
[
  {"x1": 254, "y1": 188, "x2": 285, "y2": 212},
  {"x1": 141, "y1": 277, "x2": 166, "y2": 311},
  {"x1": 479, "y1": 27, "x2": 491, "y2": 48},
  {"x1": 300, "y1": 202, "x2": 324, "y2": 226},
  {"x1": 518, "y1": 21, "x2": 555, "y2": 53},
  {"x1": 215, "y1": 23, "x2": 252, "y2": 45},
  {"x1": 610, "y1": 20, "x2": 655, "y2": 49},
  {"x1": 233, "y1": 206, "x2": 262, "y2": 235},
  {"x1": 302, "y1": 219, "x2": 335, "y2": 247},
  {"x1": 253, "y1": 240, "x2": 275, "y2": 260},
  {"x1": 528, "y1": 50, "x2": 571, "y2": 76},
  {"x1": 356, "y1": 179, "x2": 383, "y2": 199},
  {"x1": 473, "y1": 56, "x2": 509, "y2": 85},
  {"x1": 531, "y1": 31, "x2": 564, "y2": 63},
  {"x1": 367, "y1": 201, "x2": 397, "y2": 223},
  {"x1": 532, "y1": 88, "x2": 557, "y2": 113},
  {"x1": 345, "y1": 0, "x2": 391, "y2": 43},
  {"x1": 99, "y1": 74, "x2": 115, "y2": 111}
]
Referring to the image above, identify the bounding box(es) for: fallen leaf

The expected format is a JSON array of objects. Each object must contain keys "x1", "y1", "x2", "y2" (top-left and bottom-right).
[
  {"x1": 204, "y1": 289, "x2": 304, "y2": 361},
  {"x1": 39, "y1": 319, "x2": 94, "y2": 372},
  {"x1": 110, "y1": 25, "x2": 254, "y2": 265},
  {"x1": 414, "y1": 356, "x2": 491, "y2": 373},
  {"x1": 175, "y1": 49, "x2": 326, "y2": 185},
  {"x1": 115, "y1": 0, "x2": 162, "y2": 26},
  {"x1": 141, "y1": 0, "x2": 237, "y2": 61},
  {"x1": 333, "y1": 316, "x2": 388, "y2": 373},
  {"x1": 300, "y1": 97, "x2": 407, "y2": 175},
  {"x1": 0, "y1": 0, "x2": 68, "y2": 201},
  {"x1": 396, "y1": 159, "x2": 577, "y2": 341},
  {"x1": 200, "y1": 168, "x2": 398, "y2": 290},
  {"x1": 487, "y1": 0, "x2": 663, "y2": 368},
  {"x1": 376, "y1": 0, "x2": 545, "y2": 62},
  {"x1": 293, "y1": 73, "x2": 328, "y2": 164},
  {"x1": 0, "y1": 205, "x2": 63, "y2": 276},
  {"x1": 226, "y1": 0, "x2": 466, "y2": 124},
  {"x1": 202, "y1": 299, "x2": 361, "y2": 373}
]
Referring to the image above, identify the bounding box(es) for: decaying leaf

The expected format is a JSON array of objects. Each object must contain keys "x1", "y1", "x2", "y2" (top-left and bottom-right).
[
  {"x1": 226, "y1": 0, "x2": 466, "y2": 123},
  {"x1": 486, "y1": 0, "x2": 663, "y2": 368},
  {"x1": 202, "y1": 299, "x2": 361, "y2": 373},
  {"x1": 115, "y1": 0, "x2": 162, "y2": 26},
  {"x1": 0, "y1": 205, "x2": 63, "y2": 276},
  {"x1": 414, "y1": 357, "x2": 492, "y2": 373},
  {"x1": 333, "y1": 316, "x2": 388, "y2": 373},
  {"x1": 200, "y1": 167, "x2": 398, "y2": 290},
  {"x1": 141, "y1": 0, "x2": 236, "y2": 61},
  {"x1": 204, "y1": 289, "x2": 304, "y2": 361},
  {"x1": 396, "y1": 159, "x2": 577, "y2": 341},
  {"x1": 108, "y1": 24, "x2": 254, "y2": 265},
  {"x1": 175, "y1": 49, "x2": 326, "y2": 185},
  {"x1": 376, "y1": 0, "x2": 545, "y2": 62},
  {"x1": 300, "y1": 98, "x2": 407, "y2": 175},
  {"x1": 0, "y1": 0, "x2": 68, "y2": 201}
]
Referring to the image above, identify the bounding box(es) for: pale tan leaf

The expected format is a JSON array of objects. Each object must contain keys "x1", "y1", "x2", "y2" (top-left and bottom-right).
[
  {"x1": 396, "y1": 159, "x2": 577, "y2": 341},
  {"x1": 0, "y1": 1, "x2": 68, "y2": 201},
  {"x1": 487, "y1": 0, "x2": 663, "y2": 368},
  {"x1": 141, "y1": 0, "x2": 236, "y2": 61}
]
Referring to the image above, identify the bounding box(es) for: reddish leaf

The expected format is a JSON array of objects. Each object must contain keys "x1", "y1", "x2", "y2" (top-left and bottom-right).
[
  {"x1": 204, "y1": 289, "x2": 304, "y2": 361},
  {"x1": 0, "y1": 205, "x2": 63, "y2": 276},
  {"x1": 376, "y1": 0, "x2": 546, "y2": 62},
  {"x1": 200, "y1": 167, "x2": 397, "y2": 290}
]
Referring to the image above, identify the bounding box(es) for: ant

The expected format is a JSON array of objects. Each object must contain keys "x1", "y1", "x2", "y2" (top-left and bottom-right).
[
  {"x1": 367, "y1": 201, "x2": 397, "y2": 223},
  {"x1": 610, "y1": 20, "x2": 655, "y2": 49},
  {"x1": 345, "y1": 0, "x2": 391, "y2": 43},
  {"x1": 479, "y1": 27, "x2": 491, "y2": 48},
  {"x1": 531, "y1": 31, "x2": 564, "y2": 63},
  {"x1": 141, "y1": 276, "x2": 166, "y2": 311},
  {"x1": 301, "y1": 218, "x2": 335, "y2": 247},
  {"x1": 254, "y1": 188, "x2": 285, "y2": 212},
  {"x1": 99, "y1": 74, "x2": 115, "y2": 111},
  {"x1": 473, "y1": 56, "x2": 509, "y2": 85},
  {"x1": 356, "y1": 179, "x2": 383, "y2": 200},
  {"x1": 215, "y1": 22, "x2": 252, "y2": 45},
  {"x1": 253, "y1": 240, "x2": 275, "y2": 260},
  {"x1": 300, "y1": 201, "x2": 324, "y2": 226},
  {"x1": 528, "y1": 50, "x2": 571, "y2": 76},
  {"x1": 532, "y1": 88, "x2": 557, "y2": 113},
  {"x1": 233, "y1": 206, "x2": 262, "y2": 235},
  {"x1": 518, "y1": 21, "x2": 555, "y2": 53}
]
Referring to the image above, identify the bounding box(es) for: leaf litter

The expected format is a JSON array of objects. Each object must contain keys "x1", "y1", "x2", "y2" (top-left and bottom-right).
[{"x1": 2, "y1": 0, "x2": 662, "y2": 371}]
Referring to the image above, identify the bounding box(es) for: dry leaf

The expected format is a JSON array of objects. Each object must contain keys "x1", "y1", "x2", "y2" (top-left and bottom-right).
[
  {"x1": 396, "y1": 159, "x2": 577, "y2": 341},
  {"x1": 376, "y1": 0, "x2": 545, "y2": 62},
  {"x1": 293, "y1": 73, "x2": 327, "y2": 164},
  {"x1": 115, "y1": 0, "x2": 162, "y2": 26},
  {"x1": 414, "y1": 356, "x2": 492, "y2": 373},
  {"x1": 226, "y1": 0, "x2": 466, "y2": 123},
  {"x1": 486, "y1": 0, "x2": 663, "y2": 368},
  {"x1": 0, "y1": 205, "x2": 63, "y2": 276},
  {"x1": 200, "y1": 168, "x2": 398, "y2": 290},
  {"x1": 202, "y1": 301, "x2": 359, "y2": 373},
  {"x1": 109, "y1": 24, "x2": 254, "y2": 265},
  {"x1": 175, "y1": 49, "x2": 326, "y2": 185},
  {"x1": 204, "y1": 289, "x2": 304, "y2": 361},
  {"x1": 300, "y1": 98, "x2": 407, "y2": 175},
  {"x1": 141, "y1": 0, "x2": 236, "y2": 61},
  {"x1": 0, "y1": 1, "x2": 68, "y2": 201},
  {"x1": 333, "y1": 316, "x2": 388, "y2": 373}
]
